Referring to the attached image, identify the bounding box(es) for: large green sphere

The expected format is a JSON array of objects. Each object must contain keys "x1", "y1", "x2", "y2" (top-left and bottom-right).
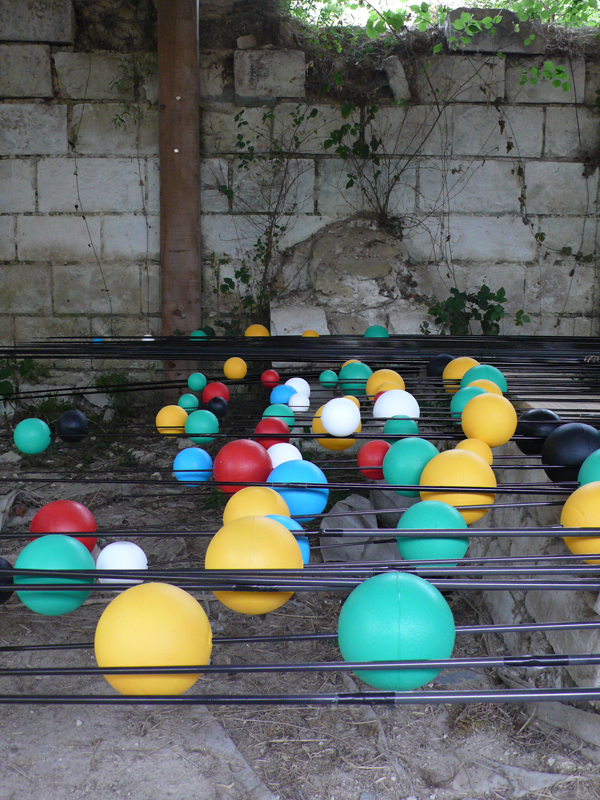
[
  {"x1": 337, "y1": 572, "x2": 456, "y2": 690},
  {"x1": 14, "y1": 534, "x2": 96, "y2": 615},
  {"x1": 178, "y1": 393, "x2": 200, "y2": 412},
  {"x1": 319, "y1": 370, "x2": 338, "y2": 389},
  {"x1": 187, "y1": 372, "x2": 207, "y2": 392},
  {"x1": 382, "y1": 437, "x2": 439, "y2": 497},
  {"x1": 396, "y1": 500, "x2": 469, "y2": 561},
  {"x1": 460, "y1": 364, "x2": 508, "y2": 393},
  {"x1": 262, "y1": 404, "x2": 296, "y2": 428},
  {"x1": 184, "y1": 409, "x2": 219, "y2": 444},
  {"x1": 383, "y1": 415, "x2": 419, "y2": 444},
  {"x1": 449, "y1": 386, "x2": 486, "y2": 419},
  {"x1": 13, "y1": 418, "x2": 52, "y2": 455},
  {"x1": 364, "y1": 325, "x2": 389, "y2": 338},
  {"x1": 338, "y1": 361, "x2": 373, "y2": 397}
]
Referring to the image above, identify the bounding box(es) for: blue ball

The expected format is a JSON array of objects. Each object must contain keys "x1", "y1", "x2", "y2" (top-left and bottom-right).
[
  {"x1": 268, "y1": 460, "x2": 329, "y2": 523},
  {"x1": 266, "y1": 514, "x2": 310, "y2": 564},
  {"x1": 270, "y1": 385, "x2": 296, "y2": 405},
  {"x1": 173, "y1": 447, "x2": 213, "y2": 486}
]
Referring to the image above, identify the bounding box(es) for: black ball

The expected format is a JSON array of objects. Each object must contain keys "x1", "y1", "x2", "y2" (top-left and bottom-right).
[
  {"x1": 206, "y1": 396, "x2": 228, "y2": 419},
  {"x1": 541, "y1": 422, "x2": 600, "y2": 483},
  {"x1": 516, "y1": 408, "x2": 563, "y2": 456},
  {"x1": 56, "y1": 410, "x2": 89, "y2": 443},
  {"x1": 0, "y1": 556, "x2": 14, "y2": 604},
  {"x1": 426, "y1": 354, "x2": 454, "y2": 377}
]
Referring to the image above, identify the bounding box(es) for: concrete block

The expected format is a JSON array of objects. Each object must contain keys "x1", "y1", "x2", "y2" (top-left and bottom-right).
[
  {"x1": 0, "y1": 104, "x2": 67, "y2": 156},
  {"x1": 372, "y1": 105, "x2": 452, "y2": 156},
  {"x1": 584, "y1": 62, "x2": 600, "y2": 106},
  {"x1": 446, "y1": 214, "x2": 537, "y2": 261},
  {"x1": 17, "y1": 215, "x2": 101, "y2": 261},
  {"x1": 525, "y1": 162, "x2": 597, "y2": 215},
  {"x1": 0, "y1": 45, "x2": 52, "y2": 98},
  {"x1": 452, "y1": 105, "x2": 543, "y2": 157},
  {"x1": 232, "y1": 159, "x2": 314, "y2": 213},
  {"x1": 38, "y1": 157, "x2": 147, "y2": 213},
  {"x1": 142, "y1": 262, "x2": 161, "y2": 314},
  {"x1": 15, "y1": 315, "x2": 91, "y2": 342},
  {"x1": 201, "y1": 158, "x2": 230, "y2": 213},
  {"x1": 449, "y1": 262, "x2": 528, "y2": 317},
  {"x1": 0, "y1": 0, "x2": 74, "y2": 43},
  {"x1": 202, "y1": 104, "x2": 271, "y2": 155},
  {"x1": 274, "y1": 103, "x2": 357, "y2": 155},
  {"x1": 102, "y1": 215, "x2": 160, "y2": 261},
  {"x1": 419, "y1": 158, "x2": 521, "y2": 214},
  {"x1": 0, "y1": 264, "x2": 51, "y2": 313},
  {"x1": 0, "y1": 316, "x2": 15, "y2": 345},
  {"x1": 444, "y1": 8, "x2": 545, "y2": 54},
  {"x1": 544, "y1": 107, "x2": 600, "y2": 159},
  {"x1": 506, "y1": 57, "x2": 585, "y2": 104},
  {"x1": 199, "y1": 53, "x2": 226, "y2": 98},
  {"x1": 0, "y1": 160, "x2": 35, "y2": 212},
  {"x1": 530, "y1": 314, "x2": 598, "y2": 337},
  {"x1": 54, "y1": 52, "x2": 135, "y2": 100},
  {"x1": 71, "y1": 104, "x2": 158, "y2": 156},
  {"x1": 90, "y1": 315, "x2": 162, "y2": 339},
  {"x1": 0, "y1": 216, "x2": 15, "y2": 260},
  {"x1": 415, "y1": 55, "x2": 504, "y2": 104},
  {"x1": 53, "y1": 263, "x2": 142, "y2": 314},
  {"x1": 388, "y1": 308, "x2": 430, "y2": 334},
  {"x1": 382, "y1": 56, "x2": 410, "y2": 101},
  {"x1": 201, "y1": 214, "x2": 258, "y2": 261},
  {"x1": 524, "y1": 260, "x2": 596, "y2": 316},
  {"x1": 145, "y1": 158, "x2": 160, "y2": 215},
  {"x1": 270, "y1": 305, "x2": 329, "y2": 336},
  {"x1": 535, "y1": 216, "x2": 598, "y2": 256},
  {"x1": 234, "y1": 50, "x2": 305, "y2": 99},
  {"x1": 402, "y1": 217, "x2": 446, "y2": 263}
]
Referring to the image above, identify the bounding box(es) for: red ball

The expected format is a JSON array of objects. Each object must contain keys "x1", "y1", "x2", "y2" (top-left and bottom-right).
[
  {"x1": 254, "y1": 417, "x2": 290, "y2": 450},
  {"x1": 261, "y1": 369, "x2": 280, "y2": 389},
  {"x1": 212, "y1": 439, "x2": 273, "y2": 494},
  {"x1": 357, "y1": 440, "x2": 391, "y2": 480},
  {"x1": 202, "y1": 382, "x2": 230, "y2": 404},
  {"x1": 29, "y1": 500, "x2": 98, "y2": 552},
  {"x1": 373, "y1": 390, "x2": 387, "y2": 404}
]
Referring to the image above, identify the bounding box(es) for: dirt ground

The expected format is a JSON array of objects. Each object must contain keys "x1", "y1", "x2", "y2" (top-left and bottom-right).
[{"x1": 1, "y1": 410, "x2": 600, "y2": 800}]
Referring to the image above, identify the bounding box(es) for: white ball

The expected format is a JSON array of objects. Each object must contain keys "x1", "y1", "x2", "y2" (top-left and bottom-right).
[
  {"x1": 285, "y1": 377, "x2": 311, "y2": 397},
  {"x1": 142, "y1": 334, "x2": 154, "y2": 342},
  {"x1": 321, "y1": 397, "x2": 361, "y2": 437},
  {"x1": 95, "y1": 542, "x2": 148, "y2": 585},
  {"x1": 267, "y1": 442, "x2": 303, "y2": 469},
  {"x1": 372, "y1": 389, "x2": 420, "y2": 421},
  {"x1": 288, "y1": 392, "x2": 310, "y2": 412}
]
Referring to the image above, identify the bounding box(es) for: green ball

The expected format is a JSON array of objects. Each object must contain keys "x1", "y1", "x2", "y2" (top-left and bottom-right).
[
  {"x1": 184, "y1": 409, "x2": 219, "y2": 444},
  {"x1": 450, "y1": 386, "x2": 486, "y2": 419},
  {"x1": 187, "y1": 372, "x2": 207, "y2": 392},
  {"x1": 13, "y1": 418, "x2": 52, "y2": 455},
  {"x1": 338, "y1": 361, "x2": 373, "y2": 397},
  {"x1": 396, "y1": 500, "x2": 469, "y2": 562},
  {"x1": 190, "y1": 329, "x2": 207, "y2": 339},
  {"x1": 178, "y1": 393, "x2": 200, "y2": 412},
  {"x1": 14, "y1": 534, "x2": 95, "y2": 615},
  {"x1": 578, "y1": 449, "x2": 600, "y2": 486},
  {"x1": 319, "y1": 370, "x2": 338, "y2": 389},
  {"x1": 383, "y1": 415, "x2": 419, "y2": 445},
  {"x1": 382, "y1": 437, "x2": 439, "y2": 497},
  {"x1": 460, "y1": 364, "x2": 507, "y2": 393},
  {"x1": 262, "y1": 403, "x2": 296, "y2": 428},
  {"x1": 337, "y1": 572, "x2": 455, "y2": 690},
  {"x1": 364, "y1": 325, "x2": 389, "y2": 338}
]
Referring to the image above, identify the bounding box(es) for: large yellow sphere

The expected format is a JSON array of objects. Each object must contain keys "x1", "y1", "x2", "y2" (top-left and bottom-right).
[
  {"x1": 442, "y1": 357, "x2": 480, "y2": 394},
  {"x1": 302, "y1": 329, "x2": 319, "y2": 337},
  {"x1": 312, "y1": 404, "x2": 361, "y2": 451},
  {"x1": 223, "y1": 357, "x2": 247, "y2": 380},
  {"x1": 244, "y1": 324, "x2": 270, "y2": 337},
  {"x1": 205, "y1": 516, "x2": 303, "y2": 614},
  {"x1": 94, "y1": 582, "x2": 212, "y2": 695},
  {"x1": 461, "y1": 393, "x2": 517, "y2": 448},
  {"x1": 343, "y1": 395, "x2": 361, "y2": 410},
  {"x1": 223, "y1": 486, "x2": 290, "y2": 525},
  {"x1": 365, "y1": 370, "x2": 405, "y2": 399},
  {"x1": 341, "y1": 359, "x2": 360, "y2": 368},
  {"x1": 155, "y1": 405, "x2": 188, "y2": 436},
  {"x1": 467, "y1": 378, "x2": 503, "y2": 395},
  {"x1": 455, "y1": 438, "x2": 493, "y2": 466},
  {"x1": 419, "y1": 449, "x2": 496, "y2": 524},
  {"x1": 561, "y1": 481, "x2": 600, "y2": 562}
]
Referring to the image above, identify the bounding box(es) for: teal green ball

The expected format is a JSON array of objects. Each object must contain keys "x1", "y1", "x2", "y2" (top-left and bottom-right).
[
  {"x1": 190, "y1": 329, "x2": 207, "y2": 339},
  {"x1": 14, "y1": 534, "x2": 95, "y2": 615},
  {"x1": 338, "y1": 361, "x2": 373, "y2": 397},
  {"x1": 578, "y1": 449, "x2": 600, "y2": 486},
  {"x1": 184, "y1": 409, "x2": 219, "y2": 444},
  {"x1": 460, "y1": 364, "x2": 508, "y2": 393},
  {"x1": 382, "y1": 437, "x2": 439, "y2": 497},
  {"x1": 262, "y1": 403, "x2": 296, "y2": 428},
  {"x1": 319, "y1": 370, "x2": 338, "y2": 389},
  {"x1": 450, "y1": 386, "x2": 486, "y2": 419},
  {"x1": 383, "y1": 415, "x2": 419, "y2": 445},
  {"x1": 178, "y1": 393, "x2": 200, "y2": 412},
  {"x1": 337, "y1": 571, "x2": 456, "y2": 690},
  {"x1": 396, "y1": 500, "x2": 469, "y2": 561},
  {"x1": 364, "y1": 325, "x2": 389, "y2": 338},
  {"x1": 13, "y1": 418, "x2": 52, "y2": 455},
  {"x1": 187, "y1": 372, "x2": 207, "y2": 392}
]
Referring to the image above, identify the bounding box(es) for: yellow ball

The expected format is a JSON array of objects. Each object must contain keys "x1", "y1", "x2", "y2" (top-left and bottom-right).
[
  {"x1": 419, "y1": 449, "x2": 496, "y2": 524},
  {"x1": 302, "y1": 330, "x2": 319, "y2": 337},
  {"x1": 365, "y1": 370, "x2": 405, "y2": 399},
  {"x1": 223, "y1": 356, "x2": 247, "y2": 380},
  {"x1": 455, "y1": 438, "x2": 494, "y2": 466},
  {"x1": 94, "y1": 583, "x2": 212, "y2": 695},
  {"x1": 223, "y1": 486, "x2": 290, "y2": 525},
  {"x1": 244, "y1": 324, "x2": 270, "y2": 337},
  {"x1": 155, "y1": 405, "x2": 188, "y2": 436},
  {"x1": 467, "y1": 378, "x2": 503, "y2": 395},
  {"x1": 461, "y1": 393, "x2": 517, "y2": 448},
  {"x1": 205, "y1": 516, "x2": 303, "y2": 614},
  {"x1": 341, "y1": 359, "x2": 360, "y2": 368},
  {"x1": 372, "y1": 380, "x2": 404, "y2": 397},
  {"x1": 442, "y1": 357, "x2": 480, "y2": 394},
  {"x1": 343, "y1": 395, "x2": 361, "y2": 410},
  {"x1": 561, "y1": 481, "x2": 600, "y2": 563},
  {"x1": 312, "y1": 404, "x2": 361, "y2": 451}
]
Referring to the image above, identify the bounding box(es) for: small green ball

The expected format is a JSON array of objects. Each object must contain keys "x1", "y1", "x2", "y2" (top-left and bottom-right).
[
  {"x1": 262, "y1": 403, "x2": 296, "y2": 428},
  {"x1": 450, "y1": 386, "x2": 486, "y2": 419},
  {"x1": 190, "y1": 329, "x2": 207, "y2": 339},
  {"x1": 178, "y1": 393, "x2": 200, "y2": 412},
  {"x1": 578, "y1": 449, "x2": 600, "y2": 486},
  {"x1": 364, "y1": 325, "x2": 389, "y2": 338},
  {"x1": 319, "y1": 370, "x2": 338, "y2": 389},
  {"x1": 338, "y1": 361, "x2": 373, "y2": 397},
  {"x1": 13, "y1": 418, "x2": 51, "y2": 455},
  {"x1": 382, "y1": 415, "x2": 419, "y2": 445},
  {"x1": 396, "y1": 500, "x2": 469, "y2": 562},
  {"x1": 382, "y1": 437, "x2": 439, "y2": 497},
  {"x1": 184, "y1": 409, "x2": 219, "y2": 444},
  {"x1": 460, "y1": 364, "x2": 507, "y2": 393},
  {"x1": 187, "y1": 372, "x2": 207, "y2": 392}
]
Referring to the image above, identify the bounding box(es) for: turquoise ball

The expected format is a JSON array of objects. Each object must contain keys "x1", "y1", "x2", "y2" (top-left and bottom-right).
[
  {"x1": 178, "y1": 393, "x2": 200, "y2": 412},
  {"x1": 184, "y1": 409, "x2": 219, "y2": 444},
  {"x1": 396, "y1": 500, "x2": 469, "y2": 562},
  {"x1": 190, "y1": 329, "x2": 207, "y2": 339},
  {"x1": 13, "y1": 418, "x2": 52, "y2": 455},
  {"x1": 187, "y1": 372, "x2": 207, "y2": 392},
  {"x1": 319, "y1": 370, "x2": 338, "y2": 389},
  {"x1": 338, "y1": 361, "x2": 373, "y2": 397},
  {"x1": 382, "y1": 437, "x2": 439, "y2": 497},
  {"x1": 383, "y1": 415, "x2": 419, "y2": 444},
  {"x1": 578, "y1": 449, "x2": 600, "y2": 486},
  {"x1": 364, "y1": 325, "x2": 389, "y2": 338},
  {"x1": 450, "y1": 386, "x2": 486, "y2": 419},
  {"x1": 263, "y1": 403, "x2": 296, "y2": 428},
  {"x1": 460, "y1": 364, "x2": 508, "y2": 393}
]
